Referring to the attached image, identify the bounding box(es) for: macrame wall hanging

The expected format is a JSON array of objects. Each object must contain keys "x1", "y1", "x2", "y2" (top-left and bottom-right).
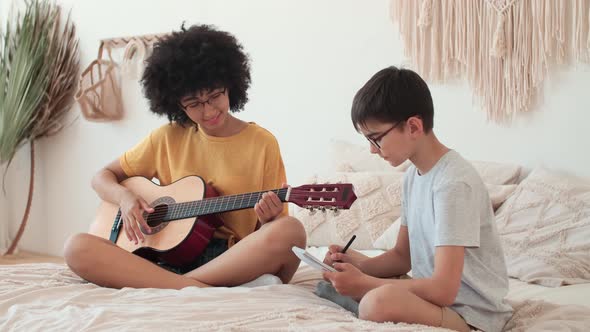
[{"x1": 390, "y1": 0, "x2": 590, "y2": 123}]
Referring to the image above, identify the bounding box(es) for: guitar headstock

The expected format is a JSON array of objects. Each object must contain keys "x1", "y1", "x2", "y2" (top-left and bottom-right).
[{"x1": 287, "y1": 183, "x2": 357, "y2": 211}]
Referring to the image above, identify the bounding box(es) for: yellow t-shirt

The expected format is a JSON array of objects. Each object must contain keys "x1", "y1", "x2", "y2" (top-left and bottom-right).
[{"x1": 119, "y1": 122, "x2": 287, "y2": 246}]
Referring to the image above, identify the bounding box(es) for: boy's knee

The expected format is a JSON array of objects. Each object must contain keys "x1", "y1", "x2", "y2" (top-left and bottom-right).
[{"x1": 359, "y1": 284, "x2": 404, "y2": 322}]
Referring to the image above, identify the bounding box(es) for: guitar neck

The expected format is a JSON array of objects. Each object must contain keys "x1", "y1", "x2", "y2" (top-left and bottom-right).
[{"x1": 163, "y1": 188, "x2": 290, "y2": 221}]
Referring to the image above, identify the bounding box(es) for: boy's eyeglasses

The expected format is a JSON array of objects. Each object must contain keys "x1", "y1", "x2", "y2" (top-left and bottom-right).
[
  {"x1": 180, "y1": 88, "x2": 226, "y2": 113},
  {"x1": 365, "y1": 121, "x2": 402, "y2": 149}
]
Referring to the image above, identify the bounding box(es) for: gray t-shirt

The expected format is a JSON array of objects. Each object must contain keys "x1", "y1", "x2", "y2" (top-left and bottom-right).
[{"x1": 401, "y1": 150, "x2": 513, "y2": 332}]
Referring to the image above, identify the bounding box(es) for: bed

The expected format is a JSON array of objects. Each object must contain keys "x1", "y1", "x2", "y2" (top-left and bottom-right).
[
  {"x1": 1, "y1": 247, "x2": 589, "y2": 331},
  {"x1": 2, "y1": 142, "x2": 590, "y2": 331}
]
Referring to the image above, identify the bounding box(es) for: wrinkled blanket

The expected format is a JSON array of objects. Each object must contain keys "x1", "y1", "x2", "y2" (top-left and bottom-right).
[{"x1": 1, "y1": 263, "x2": 589, "y2": 331}]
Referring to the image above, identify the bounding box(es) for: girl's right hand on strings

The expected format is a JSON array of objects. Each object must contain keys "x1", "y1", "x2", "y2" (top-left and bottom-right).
[{"x1": 119, "y1": 190, "x2": 154, "y2": 244}]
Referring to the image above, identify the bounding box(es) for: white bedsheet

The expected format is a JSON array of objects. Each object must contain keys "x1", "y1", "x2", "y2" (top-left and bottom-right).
[
  {"x1": 1, "y1": 248, "x2": 589, "y2": 331},
  {"x1": 306, "y1": 246, "x2": 590, "y2": 308},
  {"x1": 507, "y1": 278, "x2": 590, "y2": 307}
]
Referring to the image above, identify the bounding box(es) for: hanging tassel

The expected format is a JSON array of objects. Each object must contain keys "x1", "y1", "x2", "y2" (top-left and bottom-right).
[
  {"x1": 418, "y1": 0, "x2": 432, "y2": 28},
  {"x1": 491, "y1": 13, "x2": 507, "y2": 58}
]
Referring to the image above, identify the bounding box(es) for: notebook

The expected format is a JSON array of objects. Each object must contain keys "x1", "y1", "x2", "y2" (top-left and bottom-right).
[{"x1": 292, "y1": 246, "x2": 337, "y2": 272}]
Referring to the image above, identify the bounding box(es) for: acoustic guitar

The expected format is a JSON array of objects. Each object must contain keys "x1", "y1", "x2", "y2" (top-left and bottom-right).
[{"x1": 89, "y1": 175, "x2": 356, "y2": 267}]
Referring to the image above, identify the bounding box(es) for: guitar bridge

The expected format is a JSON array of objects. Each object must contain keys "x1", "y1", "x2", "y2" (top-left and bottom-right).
[{"x1": 109, "y1": 210, "x2": 123, "y2": 243}]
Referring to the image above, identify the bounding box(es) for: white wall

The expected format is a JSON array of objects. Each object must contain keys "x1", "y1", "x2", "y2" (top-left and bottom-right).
[{"x1": 1, "y1": 0, "x2": 589, "y2": 256}]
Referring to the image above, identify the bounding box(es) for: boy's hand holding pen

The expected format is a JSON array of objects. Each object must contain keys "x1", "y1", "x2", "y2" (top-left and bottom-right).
[
  {"x1": 335, "y1": 235, "x2": 356, "y2": 263},
  {"x1": 325, "y1": 235, "x2": 357, "y2": 267}
]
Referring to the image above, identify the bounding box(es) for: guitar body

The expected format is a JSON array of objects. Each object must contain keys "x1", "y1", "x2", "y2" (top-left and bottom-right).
[{"x1": 89, "y1": 176, "x2": 222, "y2": 267}]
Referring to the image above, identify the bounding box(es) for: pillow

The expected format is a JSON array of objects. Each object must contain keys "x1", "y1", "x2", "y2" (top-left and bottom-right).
[
  {"x1": 294, "y1": 170, "x2": 517, "y2": 250},
  {"x1": 486, "y1": 183, "x2": 518, "y2": 211},
  {"x1": 295, "y1": 171, "x2": 404, "y2": 250},
  {"x1": 329, "y1": 140, "x2": 521, "y2": 186},
  {"x1": 355, "y1": 184, "x2": 516, "y2": 250},
  {"x1": 329, "y1": 139, "x2": 411, "y2": 173},
  {"x1": 471, "y1": 160, "x2": 522, "y2": 185},
  {"x1": 372, "y1": 217, "x2": 402, "y2": 250},
  {"x1": 495, "y1": 168, "x2": 590, "y2": 287},
  {"x1": 360, "y1": 184, "x2": 516, "y2": 250}
]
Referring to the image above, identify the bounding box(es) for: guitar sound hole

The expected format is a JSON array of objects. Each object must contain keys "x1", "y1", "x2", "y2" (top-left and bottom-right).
[{"x1": 146, "y1": 204, "x2": 169, "y2": 227}]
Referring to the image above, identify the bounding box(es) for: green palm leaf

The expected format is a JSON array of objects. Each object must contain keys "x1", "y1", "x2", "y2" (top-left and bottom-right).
[
  {"x1": 0, "y1": 0, "x2": 79, "y2": 255},
  {"x1": 0, "y1": 0, "x2": 79, "y2": 165}
]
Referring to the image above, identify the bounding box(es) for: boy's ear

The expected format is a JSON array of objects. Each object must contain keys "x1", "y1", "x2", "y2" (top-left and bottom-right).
[{"x1": 407, "y1": 116, "x2": 424, "y2": 136}]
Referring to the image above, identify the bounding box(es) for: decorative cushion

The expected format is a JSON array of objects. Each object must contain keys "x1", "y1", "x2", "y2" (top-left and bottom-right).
[
  {"x1": 295, "y1": 171, "x2": 404, "y2": 250},
  {"x1": 471, "y1": 160, "x2": 522, "y2": 185},
  {"x1": 330, "y1": 139, "x2": 522, "y2": 185},
  {"x1": 495, "y1": 168, "x2": 590, "y2": 287},
  {"x1": 369, "y1": 184, "x2": 517, "y2": 250},
  {"x1": 329, "y1": 139, "x2": 521, "y2": 186},
  {"x1": 295, "y1": 170, "x2": 519, "y2": 250},
  {"x1": 486, "y1": 183, "x2": 518, "y2": 211},
  {"x1": 372, "y1": 217, "x2": 402, "y2": 250}
]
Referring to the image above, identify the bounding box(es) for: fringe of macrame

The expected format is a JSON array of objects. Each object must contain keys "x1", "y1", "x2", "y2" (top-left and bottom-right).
[
  {"x1": 418, "y1": 0, "x2": 432, "y2": 28},
  {"x1": 573, "y1": 0, "x2": 590, "y2": 62},
  {"x1": 390, "y1": 0, "x2": 589, "y2": 123},
  {"x1": 491, "y1": 13, "x2": 507, "y2": 58}
]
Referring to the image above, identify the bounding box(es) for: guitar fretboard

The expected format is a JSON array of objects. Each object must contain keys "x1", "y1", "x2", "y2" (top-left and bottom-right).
[{"x1": 164, "y1": 188, "x2": 289, "y2": 221}]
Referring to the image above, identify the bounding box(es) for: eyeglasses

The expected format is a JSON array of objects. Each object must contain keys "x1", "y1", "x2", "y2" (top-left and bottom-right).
[
  {"x1": 180, "y1": 88, "x2": 227, "y2": 113},
  {"x1": 365, "y1": 121, "x2": 402, "y2": 149}
]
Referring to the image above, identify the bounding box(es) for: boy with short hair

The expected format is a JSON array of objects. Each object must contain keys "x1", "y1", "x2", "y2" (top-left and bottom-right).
[{"x1": 322, "y1": 66, "x2": 513, "y2": 332}]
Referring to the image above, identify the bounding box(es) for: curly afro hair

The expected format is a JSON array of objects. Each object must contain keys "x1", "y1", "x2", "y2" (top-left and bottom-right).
[{"x1": 141, "y1": 24, "x2": 251, "y2": 125}]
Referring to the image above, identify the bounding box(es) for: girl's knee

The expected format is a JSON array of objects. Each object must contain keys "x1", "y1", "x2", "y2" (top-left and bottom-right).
[
  {"x1": 264, "y1": 216, "x2": 306, "y2": 249},
  {"x1": 63, "y1": 233, "x2": 100, "y2": 270},
  {"x1": 283, "y1": 216, "x2": 306, "y2": 247}
]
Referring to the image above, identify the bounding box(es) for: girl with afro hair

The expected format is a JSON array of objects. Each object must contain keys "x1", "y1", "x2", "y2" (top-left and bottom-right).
[{"x1": 64, "y1": 24, "x2": 306, "y2": 289}]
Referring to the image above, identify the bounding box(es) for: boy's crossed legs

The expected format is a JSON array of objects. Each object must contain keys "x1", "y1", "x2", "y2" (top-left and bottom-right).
[
  {"x1": 361, "y1": 284, "x2": 470, "y2": 331},
  {"x1": 318, "y1": 281, "x2": 471, "y2": 331}
]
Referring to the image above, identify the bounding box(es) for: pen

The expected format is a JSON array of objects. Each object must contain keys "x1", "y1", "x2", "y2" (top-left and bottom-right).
[
  {"x1": 341, "y1": 234, "x2": 356, "y2": 254},
  {"x1": 332, "y1": 234, "x2": 357, "y2": 264}
]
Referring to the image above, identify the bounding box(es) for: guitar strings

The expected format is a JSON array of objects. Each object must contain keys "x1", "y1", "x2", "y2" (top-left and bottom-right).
[
  {"x1": 136, "y1": 192, "x2": 348, "y2": 221},
  {"x1": 141, "y1": 193, "x2": 343, "y2": 219}
]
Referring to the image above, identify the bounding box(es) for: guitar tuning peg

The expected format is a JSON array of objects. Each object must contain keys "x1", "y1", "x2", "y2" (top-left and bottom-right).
[
  {"x1": 331, "y1": 207, "x2": 340, "y2": 216},
  {"x1": 307, "y1": 207, "x2": 317, "y2": 215}
]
